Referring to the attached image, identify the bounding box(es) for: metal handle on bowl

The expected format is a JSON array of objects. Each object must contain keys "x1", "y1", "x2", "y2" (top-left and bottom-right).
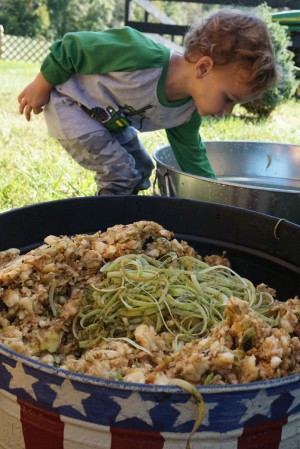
[
  {"x1": 164, "y1": 173, "x2": 171, "y2": 197},
  {"x1": 154, "y1": 167, "x2": 172, "y2": 197}
]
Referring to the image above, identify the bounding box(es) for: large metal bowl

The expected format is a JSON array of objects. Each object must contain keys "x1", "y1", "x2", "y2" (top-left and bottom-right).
[
  {"x1": 154, "y1": 141, "x2": 300, "y2": 224},
  {"x1": 0, "y1": 196, "x2": 300, "y2": 449}
]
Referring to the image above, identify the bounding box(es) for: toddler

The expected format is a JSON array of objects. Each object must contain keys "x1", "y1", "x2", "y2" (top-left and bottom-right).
[{"x1": 18, "y1": 8, "x2": 278, "y2": 195}]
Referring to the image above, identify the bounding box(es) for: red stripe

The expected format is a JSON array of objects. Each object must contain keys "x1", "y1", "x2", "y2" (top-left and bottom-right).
[
  {"x1": 110, "y1": 427, "x2": 165, "y2": 449},
  {"x1": 237, "y1": 417, "x2": 288, "y2": 449},
  {"x1": 18, "y1": 398, "x2": 64, "y2": 449}
]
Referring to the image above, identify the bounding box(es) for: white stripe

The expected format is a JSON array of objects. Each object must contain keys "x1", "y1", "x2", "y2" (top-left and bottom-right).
[
  {"x1": 61, "y1": 414, "x2": 112, "y2": 449},
  {"x1": 279, "y1": 413, "x2": 300, "y2": 449},
  {"x1": 0, "y1": 389, "x2": 25, "y2": 449}
]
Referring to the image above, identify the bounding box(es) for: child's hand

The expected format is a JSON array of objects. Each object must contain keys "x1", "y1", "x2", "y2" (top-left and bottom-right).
[{"x1": 18, "y1": 72, "x2": 53, "y2": 121}]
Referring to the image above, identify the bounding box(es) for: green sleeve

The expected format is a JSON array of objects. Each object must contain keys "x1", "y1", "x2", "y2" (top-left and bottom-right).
[
  {"x1": 41, "y1": 27, "x2": 169, "y2": 86},
  {"x1": 165, "y1": 110, "x2": 216, "y2": 179}
]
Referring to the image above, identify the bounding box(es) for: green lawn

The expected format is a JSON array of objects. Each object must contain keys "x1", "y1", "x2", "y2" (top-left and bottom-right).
[{"x1": 1, "y1": 60, "x2": 300, "y2": 212}]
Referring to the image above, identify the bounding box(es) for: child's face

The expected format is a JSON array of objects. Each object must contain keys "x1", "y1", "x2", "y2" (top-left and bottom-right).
[{"x1": 191, "y1": 59, "x2": 255, "y2": 117}]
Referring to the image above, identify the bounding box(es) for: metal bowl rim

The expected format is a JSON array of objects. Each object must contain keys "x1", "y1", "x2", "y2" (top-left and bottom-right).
[{"x1": 153, "y1": 140, "x2": 300, "y2": 194}]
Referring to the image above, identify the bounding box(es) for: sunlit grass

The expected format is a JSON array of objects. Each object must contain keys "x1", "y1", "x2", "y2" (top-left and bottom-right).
[
  {"x1": 1, "y1": 60, "x2": 299, "y2": 212},
  {"x1": 201, "y1": 102, "x2": 300, "y2": 144}
]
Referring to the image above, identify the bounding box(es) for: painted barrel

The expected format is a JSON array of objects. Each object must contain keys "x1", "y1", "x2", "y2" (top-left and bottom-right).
[{"x1": 0, "y1": 196, "x2": 299, "y2": 449}]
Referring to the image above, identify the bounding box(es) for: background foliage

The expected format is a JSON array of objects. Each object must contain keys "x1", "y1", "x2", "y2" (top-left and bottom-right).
[
  {"x1": 242, "y1": 3, "x2": 298, "y2": 118},
  {"x1": 0, "y1": 0, "x2": 208, "y2": 39}
]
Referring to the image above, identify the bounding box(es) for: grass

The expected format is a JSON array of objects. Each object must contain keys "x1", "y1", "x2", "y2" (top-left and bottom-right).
[{"x1": 1, "y1": 60, "x2": 300, "y2": 213}]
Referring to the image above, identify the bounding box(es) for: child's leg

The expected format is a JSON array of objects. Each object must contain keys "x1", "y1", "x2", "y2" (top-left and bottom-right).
[
  {"x1": 120, "y1": 135, "x2": 154, "y2": 193},
  {"x1": 58, "y1": 129, "x2": 149, "y2": 195}
]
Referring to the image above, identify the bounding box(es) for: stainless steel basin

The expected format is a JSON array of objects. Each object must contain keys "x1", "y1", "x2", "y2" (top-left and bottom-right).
[{"x1": 154, "y1": 140, "x2": 300, "y2": 224}]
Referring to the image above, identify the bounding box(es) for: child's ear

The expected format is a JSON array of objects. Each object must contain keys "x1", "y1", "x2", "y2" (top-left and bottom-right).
[{"x1": 195, "y1": 56, "x2": 214, "y2": 78}]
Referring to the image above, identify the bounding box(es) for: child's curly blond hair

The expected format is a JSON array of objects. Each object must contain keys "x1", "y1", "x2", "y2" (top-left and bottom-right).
[{"x1": 184, "y1": 8, "x2": 278, "y2": 94}]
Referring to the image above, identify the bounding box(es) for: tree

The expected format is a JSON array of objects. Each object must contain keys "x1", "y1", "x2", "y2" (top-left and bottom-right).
[
  {"x1": 46, "y1": 0, "x2": 114, "y2": 39},
  {"x1": 0, "y1": 0, "x2": 45, "y2": 37},
  {"x1": 110, "y1": 0, "x2": 126, "y2": 28},
  {"x1": 0, "y1": 0, "x2": 120, "y2": 40}
]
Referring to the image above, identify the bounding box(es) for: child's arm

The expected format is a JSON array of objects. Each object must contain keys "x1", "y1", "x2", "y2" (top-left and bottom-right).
[
  {"x1": 18, "y1": 31, "x2": 107, "y2": 122},
  {"x1": 40, "y1": 28, "x2": 165, "y2": 86},
  {"x1": 18, "y1": 72, "x2": 53, "y2": 121},
  {"x1": 18, "y1": 28, "x2": 166, "y2": 121},
  {"x1": 166, "y1": 111, "x2": 216, "y2": 179}
]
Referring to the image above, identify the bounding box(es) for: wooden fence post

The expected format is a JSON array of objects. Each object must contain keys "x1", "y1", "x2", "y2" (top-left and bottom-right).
[{"x1": 0, "y1": 25, "x2": 4, "y2": 60}]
